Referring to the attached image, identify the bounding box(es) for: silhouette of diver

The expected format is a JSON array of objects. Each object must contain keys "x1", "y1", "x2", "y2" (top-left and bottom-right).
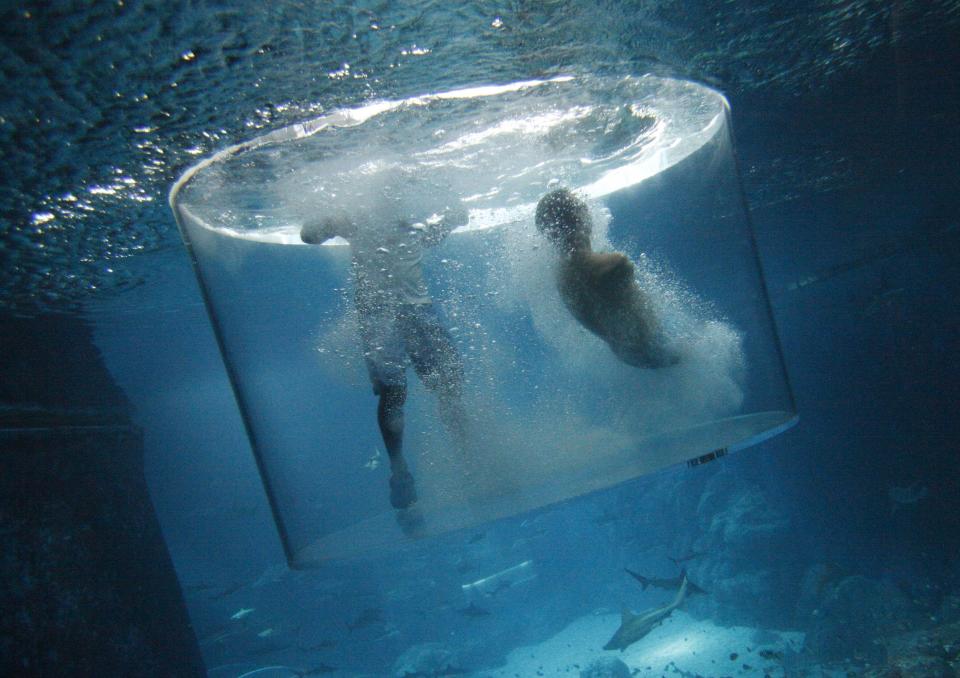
[
  {"x1": 301, "y1": 205, "x2": 469, "y2": 510},
  {"x1": 535, "y1": 188, "x2": 679, "y2": 368}
]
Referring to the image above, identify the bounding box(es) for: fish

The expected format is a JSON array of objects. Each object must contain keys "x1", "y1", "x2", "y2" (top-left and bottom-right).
[
  {"x1": 198, "y1": 623, "x2": 240, "y2": 646},
  {"x1": 347, "y1": 607, "x2": 383, "y2": 631},
  {"x1": 210, "y1": 581, "x2": 243, "y2": 600},
  {"x1": 485, "y1": 579, "x2": 514, "y2": 597},
  {"x1": 457, "y1": 602, "x2": 491, "y2": 617},
  {"x1": 230, "y1": 607, "x2": 255, "y2": 620},
  {"x1": 860, "y1": 286, "x2": 905, "y2": 318},
  {"x1": 364, "y1": 447, "x2": 381, "y2": 470},
  {"x1": 625, "y1": 568, "x2": 708, "y2": 596},
  {"x1": 257, "y1": 627, "x2": 275, "y2": 638},
  {"x1": 603, "y1": 575, "x2": 689, "y2": 651}
]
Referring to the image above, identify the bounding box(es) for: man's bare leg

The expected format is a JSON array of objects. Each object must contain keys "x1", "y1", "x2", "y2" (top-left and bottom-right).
[
  {"x1": 437, "y1": 391, "x2": 468, "y2": 446},
  {"x1": 377, "y1": 384, "x2": 417, "y2": 509}
]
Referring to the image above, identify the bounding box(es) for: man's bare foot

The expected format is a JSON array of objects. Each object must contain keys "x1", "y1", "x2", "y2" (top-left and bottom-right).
[{"x1": 389, "y1": 469, "x2": 418, "y2": 509}]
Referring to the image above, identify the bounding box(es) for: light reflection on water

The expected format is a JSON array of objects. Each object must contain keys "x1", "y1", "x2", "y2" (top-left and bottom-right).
[{"x1": 2, "y1": 0, "x2": 953, "y2": 313}]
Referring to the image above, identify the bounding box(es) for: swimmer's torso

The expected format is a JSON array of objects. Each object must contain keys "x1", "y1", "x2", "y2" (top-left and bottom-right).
[
  {"x1": 557, "y1": 252, "x2": 671, "y2": 367},
  {"x1": 349, "y1": 222, "x2": 432, "y2": 312}
]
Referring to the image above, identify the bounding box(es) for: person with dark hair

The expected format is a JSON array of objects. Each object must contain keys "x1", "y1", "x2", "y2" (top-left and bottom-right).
[
  {"x1": 301, "y1": 205, "x2": 468, "y2": 510},
  {"x1": 534, "y1": 187, "x2": 679, "y2": 369}
]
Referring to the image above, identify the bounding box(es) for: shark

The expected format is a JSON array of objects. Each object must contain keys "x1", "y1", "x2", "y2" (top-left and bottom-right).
[
  {"x1": 604, "y1": 575, "x2": 689, "y2": 652},
  {"x1": 346, "y1": 607, "x2": 383, "y2": 632},
  {"x1": 457, "y1": 602, "x2": 491, "y2": 618},
  {"x1": 211, "y1": 581, "x2": 243, "y2": 600},
  {"x1": 625, "y1": 568, "x2": 708, "y2": 596}
]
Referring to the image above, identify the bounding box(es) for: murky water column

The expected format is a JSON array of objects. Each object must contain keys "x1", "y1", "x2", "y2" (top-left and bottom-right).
[{"x1": 171, "y1": 75, "x2": 796, "y2": 565}]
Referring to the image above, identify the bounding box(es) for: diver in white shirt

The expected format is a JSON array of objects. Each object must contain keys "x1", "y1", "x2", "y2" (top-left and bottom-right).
[{"x1": 301, "y1": 204, "x2": 468, "y2": 510}]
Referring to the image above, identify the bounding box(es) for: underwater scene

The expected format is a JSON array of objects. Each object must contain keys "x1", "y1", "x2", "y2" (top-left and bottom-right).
[{"x1": 2, "y1": 2, "x2": 959, "y2": 677}]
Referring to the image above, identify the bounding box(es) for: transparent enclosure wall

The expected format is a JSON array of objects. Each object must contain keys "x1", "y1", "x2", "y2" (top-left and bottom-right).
[{"x1": 170, "y1": 75, "x2": 796, "y2": 566}]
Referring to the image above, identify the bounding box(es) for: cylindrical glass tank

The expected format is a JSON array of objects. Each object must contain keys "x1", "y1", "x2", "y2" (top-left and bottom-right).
[{"x1": 170, "y1": 75, "x2": 796, "y2": 566}]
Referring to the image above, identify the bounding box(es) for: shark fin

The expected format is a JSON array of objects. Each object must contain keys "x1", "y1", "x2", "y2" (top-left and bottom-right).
[
  {"x1": 625, "y1": 568, "x2": 649, "y2": 590},
  {"x1": 620, "y1": 607, "x2": 635, "y2": 623},
  {"x1": 671, "y1": 574, "x2": 690, "y2": 608},
  {"x1": 676, "y1": 569, "x2": 708, "y2": 597}
]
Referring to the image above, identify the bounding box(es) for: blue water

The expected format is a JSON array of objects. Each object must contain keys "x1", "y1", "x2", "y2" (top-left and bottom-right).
[{"x1": 4, "y1": 1, "x2": 960, "y2": 676}]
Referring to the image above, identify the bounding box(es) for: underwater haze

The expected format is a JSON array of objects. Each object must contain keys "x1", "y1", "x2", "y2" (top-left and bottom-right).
[{"x1": 3, "y1": 1, "x2": 960, "y2": 677}]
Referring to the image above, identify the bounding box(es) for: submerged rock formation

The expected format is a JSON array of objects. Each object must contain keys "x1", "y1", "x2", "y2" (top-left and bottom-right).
[{"x1": 683, "y1": 467, "x2": 796, "y2": 627}]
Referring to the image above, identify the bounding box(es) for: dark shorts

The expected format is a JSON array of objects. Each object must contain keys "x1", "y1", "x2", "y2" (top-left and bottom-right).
[{"x1": 359, "y1": 303, "x2": 464, "y2": 397}]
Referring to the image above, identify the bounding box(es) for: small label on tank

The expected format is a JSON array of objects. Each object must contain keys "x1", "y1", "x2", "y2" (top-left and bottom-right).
[{"x1": 687, "y1": 447, "x2": 728, "y2": 468}]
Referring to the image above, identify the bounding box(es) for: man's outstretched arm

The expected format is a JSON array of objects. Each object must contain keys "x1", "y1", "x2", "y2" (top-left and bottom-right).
[{"x1": 420, "y1": 204, "x2": 468, "y2": 247}]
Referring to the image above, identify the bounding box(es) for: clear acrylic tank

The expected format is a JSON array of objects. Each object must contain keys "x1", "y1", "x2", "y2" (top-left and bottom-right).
[{"x1": 170, "y1": 75, "x2": 796, "y2": 566}]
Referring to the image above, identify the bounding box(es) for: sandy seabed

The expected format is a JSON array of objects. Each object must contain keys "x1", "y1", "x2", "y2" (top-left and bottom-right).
[{"x1": 474, "y1": 610, "x2": 804, "y2": 678}]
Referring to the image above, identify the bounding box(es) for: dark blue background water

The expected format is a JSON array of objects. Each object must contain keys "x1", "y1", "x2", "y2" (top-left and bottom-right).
[{"x1": 3, "y1": 1, "x2": 959, "y2": 675}]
